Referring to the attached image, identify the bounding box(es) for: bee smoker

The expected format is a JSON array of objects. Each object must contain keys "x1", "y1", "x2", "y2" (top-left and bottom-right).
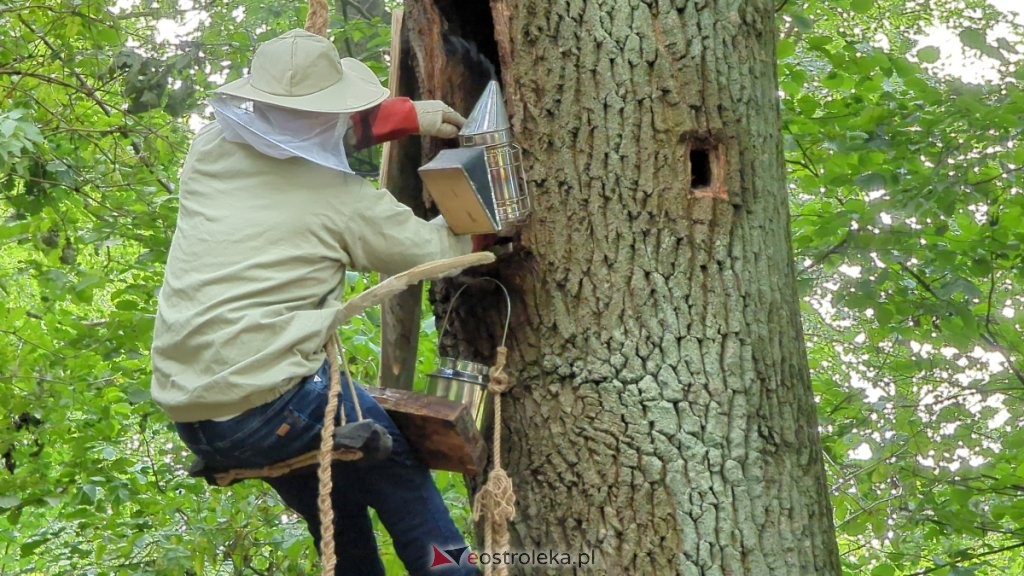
[{"x1": 418, "y1": 81, "x2": 531, "y2": 235}]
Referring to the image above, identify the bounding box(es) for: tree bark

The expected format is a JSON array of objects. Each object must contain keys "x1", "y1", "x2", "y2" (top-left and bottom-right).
[{"x1": 411, "y1": 0, "x2": 842, "y2": 573}]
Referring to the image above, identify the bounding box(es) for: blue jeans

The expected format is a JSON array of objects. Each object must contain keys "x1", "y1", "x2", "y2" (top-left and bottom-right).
[{"x1": 175, "y1": 361, "x2": 477, "y2": 576}]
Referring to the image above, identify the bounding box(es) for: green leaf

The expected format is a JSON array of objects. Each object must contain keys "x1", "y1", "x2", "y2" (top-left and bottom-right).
[
  {"x1": 778, "y1": 38, "x2": 796, "y2": 60},
  {"x1": 20, "y1": 537, "x2": 50, "y2": 557},
  {"x1": 958, "y1": 28, "x2": 987, "y2": 53},
  {"x1": 855, "y1": 172, "x2": 886, "y2": 191},
  {"x1": 873, "y1": 304, "x2": 894, "y2": 327},
  {"x1": 871, "y1": 564, "x2": 897, "y2": 576},
  {"x1": 125, "y1": 387, "x2": 151, "y2": 403},
  {"x1": 792, "y1": 13, "x2": 814, "y2": 33},
  {"x1": 851, "y1": 0, "x2": 874, "y2": 14},
  {"x1": 1005, "y1": 429, "x2": 1024, "y2": 451},
  {"x1": 917, "y1": 46, "x2": 941, "y2": 64}
]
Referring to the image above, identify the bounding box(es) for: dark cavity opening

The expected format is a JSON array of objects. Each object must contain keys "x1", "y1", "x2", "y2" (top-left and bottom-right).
[
  {"x1": 690, "y1": 148, "x2": 712, "y2": 189},
  {"x1": 436, "y1": 0, "x2": 502, "y2": 81}
]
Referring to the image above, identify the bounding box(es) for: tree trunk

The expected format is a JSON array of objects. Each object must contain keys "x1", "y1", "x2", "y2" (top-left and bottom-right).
[{"x1": 409, "y1": 0, "x2": 842, "y2": 573}]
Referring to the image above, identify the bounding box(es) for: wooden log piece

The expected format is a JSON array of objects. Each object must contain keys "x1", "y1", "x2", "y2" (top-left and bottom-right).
[{"x1": 366, "y1": 385, "x2": 487, "y2": 475}]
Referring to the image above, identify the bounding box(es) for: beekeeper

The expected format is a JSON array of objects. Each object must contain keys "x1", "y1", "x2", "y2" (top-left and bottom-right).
[{"x1": 151, "y1": 28, "x2": 480, "y2": 576}]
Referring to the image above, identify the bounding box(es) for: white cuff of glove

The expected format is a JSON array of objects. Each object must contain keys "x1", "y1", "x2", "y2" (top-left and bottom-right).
[{"x1": 413, "y1": 100, "x2": 466, "y2": 139}]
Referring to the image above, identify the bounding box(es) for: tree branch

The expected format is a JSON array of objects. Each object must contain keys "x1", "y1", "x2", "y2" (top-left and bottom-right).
[
  {"x1": 967, "y1": 164, "x2": 1024, "y2": 187},
  {"x1": 899, "y1": 262, "x2": 942, "y2": 300},
  {"x1": 980, "y1": 331, "x2": 1024, "y2": 388},
  {"x1": 799, "y1": 232, "x2": 851, "y2": 275},
  {"x1": 15, "y1": 16, "x2": 176, "y2": 195},
  {"x1": 898, "y1": 260, "x2": 1024, "y2": 386},
  {"x1": 910, "y1": 540, "x2": 1024, "y2": 575},
  {"x1": 784, "y1": 126, "x2": 821, "y2": 177}
]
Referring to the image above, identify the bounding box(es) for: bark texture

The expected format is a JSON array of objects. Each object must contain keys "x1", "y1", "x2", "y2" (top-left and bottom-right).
[{"x1": 407, "y1": 0, "x2": 841, "y2": 573}]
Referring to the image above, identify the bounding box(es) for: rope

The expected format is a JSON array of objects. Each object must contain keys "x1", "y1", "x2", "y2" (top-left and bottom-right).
[
  {"x1": 472, "y1": 345, "x2": 516, "y2": 576},
  {"x1": 486, "y1": 347, "x2": 512, "y2": 396},
  {"x1": 210, "y1": 446, "x2": 362, "y2": 486},
  {"x1": 305, "y1": 0, "x2": 329, "y2": 37},
  {"x1": 303, "y1": 8, "x2": 336, "y2": 569},
  {"x1": 317, "y1": 333, "x2": 344, "y2": 576}
]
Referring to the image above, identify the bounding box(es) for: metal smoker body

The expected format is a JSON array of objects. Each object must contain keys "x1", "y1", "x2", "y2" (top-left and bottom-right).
[
  {"x1": 418, "y1": 81, "x2": 530, "y2": 235},
  {"x1": 458, "y1": 81, "x2": 530, "y2": 232}
]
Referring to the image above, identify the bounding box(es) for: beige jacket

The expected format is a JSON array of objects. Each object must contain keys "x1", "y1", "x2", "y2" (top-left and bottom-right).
[{"x1": 151, "y1": 123, "x2": 471, "y2": 422}]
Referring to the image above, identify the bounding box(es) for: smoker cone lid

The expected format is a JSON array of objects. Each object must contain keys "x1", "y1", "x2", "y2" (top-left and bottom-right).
[{"x1": 460, "y1": 80, "x2": 510, "y2": 143}]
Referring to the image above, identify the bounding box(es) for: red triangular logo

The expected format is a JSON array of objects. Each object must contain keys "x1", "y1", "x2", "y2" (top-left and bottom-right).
[{"x1": 430, "y1": 545, "x2": 455, "y2": 568}]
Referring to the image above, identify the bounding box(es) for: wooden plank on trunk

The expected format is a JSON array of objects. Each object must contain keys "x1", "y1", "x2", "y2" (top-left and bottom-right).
[
  {"x1": 379, "y1": 8, "x2": 424, "y2": 391},
  {"x1": 379, "y1": 8, "x2": 404, "y2": 184},
  {"x1": 366, "y1": 385, "x2": 487, "y2": 475}
]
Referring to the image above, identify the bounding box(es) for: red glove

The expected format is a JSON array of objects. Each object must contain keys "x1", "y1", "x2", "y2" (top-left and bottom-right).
[
  {"x1": 348, "y1": 97, "x2": 419, "y2": 150},
  {"x1": 472, "y1": 234, "x2": 498, "y2": 252},
  {"x1": 348, "y1": 98, "x2": 466, "y2": 149}
]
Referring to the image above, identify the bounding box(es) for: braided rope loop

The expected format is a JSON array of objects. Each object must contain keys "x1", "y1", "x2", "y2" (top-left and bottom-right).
[
  {"x1": 472, "y1": 345, "x2": 517, "y2": 576},
  {"x1": 305, "y1": 0, "x2": 329, "y2": 37}
]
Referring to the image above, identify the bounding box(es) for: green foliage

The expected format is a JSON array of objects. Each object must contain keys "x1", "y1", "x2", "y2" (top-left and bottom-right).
[
  {"x1": 780, "y1": 0, "x2": 1024, "y2": 573},
  {"x1": 5, "y1": 0, "x2": 1024, "y2": 574},
  {"x1": 0, "y1": 1, "x2": 417, "y2": 574}
]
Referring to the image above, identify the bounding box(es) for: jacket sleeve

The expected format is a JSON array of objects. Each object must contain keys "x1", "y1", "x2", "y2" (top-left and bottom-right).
[{"x1": 331, "y1": 174, "x2": 472, "y2": 275}]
